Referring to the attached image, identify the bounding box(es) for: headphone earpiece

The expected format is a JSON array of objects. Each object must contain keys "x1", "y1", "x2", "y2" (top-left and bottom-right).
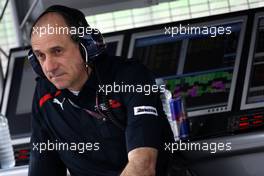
[
  {"x1": 78, "y1": 28, "x2": 106, "y2": 64},
  {"x1": 28, "y1": 49, "x2": 45, "y2": 77}
]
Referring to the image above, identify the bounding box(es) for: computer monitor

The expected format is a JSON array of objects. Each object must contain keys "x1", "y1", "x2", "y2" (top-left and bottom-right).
[
  {"x1": 241, "y1": 12, "x2": 264, "y2": 110},
  {"x1": 1, "y1": 47, "x2": 35, "y2": 144},
  {"x1": 154, "y1": 16, "x2": 247, "y2": 117},
  {"x1": 105, "y1": 35, "x2": 124, "y2": 56}
]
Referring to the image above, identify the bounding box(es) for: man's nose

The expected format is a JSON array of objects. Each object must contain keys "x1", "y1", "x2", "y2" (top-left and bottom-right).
[{"x1": 44, "y1": 55, "x2": 58, "y2": 73}]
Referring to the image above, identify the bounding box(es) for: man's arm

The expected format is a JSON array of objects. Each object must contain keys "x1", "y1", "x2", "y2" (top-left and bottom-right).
[
  {"x1": 117, "y1": 63, "x2": 167, "y2": 175},
  {"x1": 120, "y1": 147, "x2": 157, "y2": 176},
  {"x1": 29, "y1": 82, "x2": 66, "y2": 176}
]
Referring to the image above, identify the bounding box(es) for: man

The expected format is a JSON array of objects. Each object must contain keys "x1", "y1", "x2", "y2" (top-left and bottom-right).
[{"x1": 29, "y1": 5, "x2": 173, "y2": 176}]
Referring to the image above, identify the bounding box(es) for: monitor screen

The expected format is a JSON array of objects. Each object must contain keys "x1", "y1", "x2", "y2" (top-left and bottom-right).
[
  {"x1": 1, "y1": 48, "x2": 35, "y2": 142},
  {"x1": 241, "y1": 13, "x2": 264, "y2": 110},
  {"x1": 128, "y1": 30, "x2": 182, "y2": 77},
  {"x1": 16, "y1": 59, "x2": 36, "y2": 115},
  {"x1": 183, "y1": 22, "x2": 243, "y2": 73},
  {"x1": 106, "y1": 41, "x2": 118, "y2": 56}
]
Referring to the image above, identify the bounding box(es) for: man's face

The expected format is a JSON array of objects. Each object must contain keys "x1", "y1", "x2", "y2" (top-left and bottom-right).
[{"x1": 31, "y1": 13, "x2": 87, "y2": 91}]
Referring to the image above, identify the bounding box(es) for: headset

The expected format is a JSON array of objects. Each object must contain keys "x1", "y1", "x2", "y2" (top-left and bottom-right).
[{"x1": 28, "y1": 5, "x2": 106, "y2": 78}]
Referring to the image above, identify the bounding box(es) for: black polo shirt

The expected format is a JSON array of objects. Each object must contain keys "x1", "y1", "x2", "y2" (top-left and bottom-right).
[{"x1": 28, "y1": 55, "x2": 174, "y2": 176}]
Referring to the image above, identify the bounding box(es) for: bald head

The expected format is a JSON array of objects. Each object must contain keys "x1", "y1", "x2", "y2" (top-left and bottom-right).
[{"x1": 31, "y1": 12, "x2": 72, "y2": 39}]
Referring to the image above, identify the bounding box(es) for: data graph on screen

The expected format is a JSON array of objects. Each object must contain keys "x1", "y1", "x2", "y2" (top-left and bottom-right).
[{"x1": 163, "y1": 68, "x2": 233, "y2": 113}]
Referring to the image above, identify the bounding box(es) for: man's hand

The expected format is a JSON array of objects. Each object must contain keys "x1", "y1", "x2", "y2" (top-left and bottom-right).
[{"x1": 120, "y1": 147, "x2": 158, "y2": 176}]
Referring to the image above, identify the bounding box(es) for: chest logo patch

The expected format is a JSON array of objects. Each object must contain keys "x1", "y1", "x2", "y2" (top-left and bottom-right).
[
  {"x1": 53, "y1": 98, "x2": 65, "y2": 110},
  {"x1": 133, "y1": 106, "x2": 158, "y2": 116}
]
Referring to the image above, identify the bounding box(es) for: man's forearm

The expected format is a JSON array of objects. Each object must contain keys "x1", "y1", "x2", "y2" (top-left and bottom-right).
[
  {"x1": 120, "y1": 160, "x2": 155, "y2": 176},
  {"x1": 120, "y1": 147, "x2": 157, "y2": 176}
]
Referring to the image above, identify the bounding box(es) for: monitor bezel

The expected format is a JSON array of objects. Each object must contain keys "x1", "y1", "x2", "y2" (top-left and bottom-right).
[
  {"x1": 241, "y1": 12, "x2": 264, "y2": 110},
  {"x1": 104, "y1": 35, "x2": 124, "y2": 56},
  {"x1": 0, "y1": 58, "x2": 4, "y2": 107}
]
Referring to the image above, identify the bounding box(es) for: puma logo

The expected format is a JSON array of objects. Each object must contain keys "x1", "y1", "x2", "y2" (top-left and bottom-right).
[{"x1": 53, "y1": 98, "x2": 65, "y2": 110}]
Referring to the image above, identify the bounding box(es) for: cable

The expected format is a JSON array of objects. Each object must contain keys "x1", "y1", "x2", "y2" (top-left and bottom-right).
[
  {"x1": 0, "y1": 0, "x2": 10, "y2": 63},
  {"x1": 81, "y1": 41, "x2": 125, "y2": 130},
  {"x1": 93, "y1": 61, "x2": 125, "y2": 131},
  {"x1": 0, "y1": 47, "x2": 8, "y2": 58}
]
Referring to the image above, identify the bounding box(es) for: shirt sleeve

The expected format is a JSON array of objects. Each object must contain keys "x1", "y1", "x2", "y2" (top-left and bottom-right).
[
  {"x1": 118, "y1": 63, "x2": 165, "y2": 153},
  {"x1": 28, "y1": 81, "x2": 66, "y2": 176}
]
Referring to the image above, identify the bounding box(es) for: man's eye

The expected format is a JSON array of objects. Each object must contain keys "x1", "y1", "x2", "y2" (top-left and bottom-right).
[
  {"x1": 55, "y1": 49, "x2": 62, "y2": 55},
  {"x1": 36, "y1": 53, "x2": 45, "y2": 60}
]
